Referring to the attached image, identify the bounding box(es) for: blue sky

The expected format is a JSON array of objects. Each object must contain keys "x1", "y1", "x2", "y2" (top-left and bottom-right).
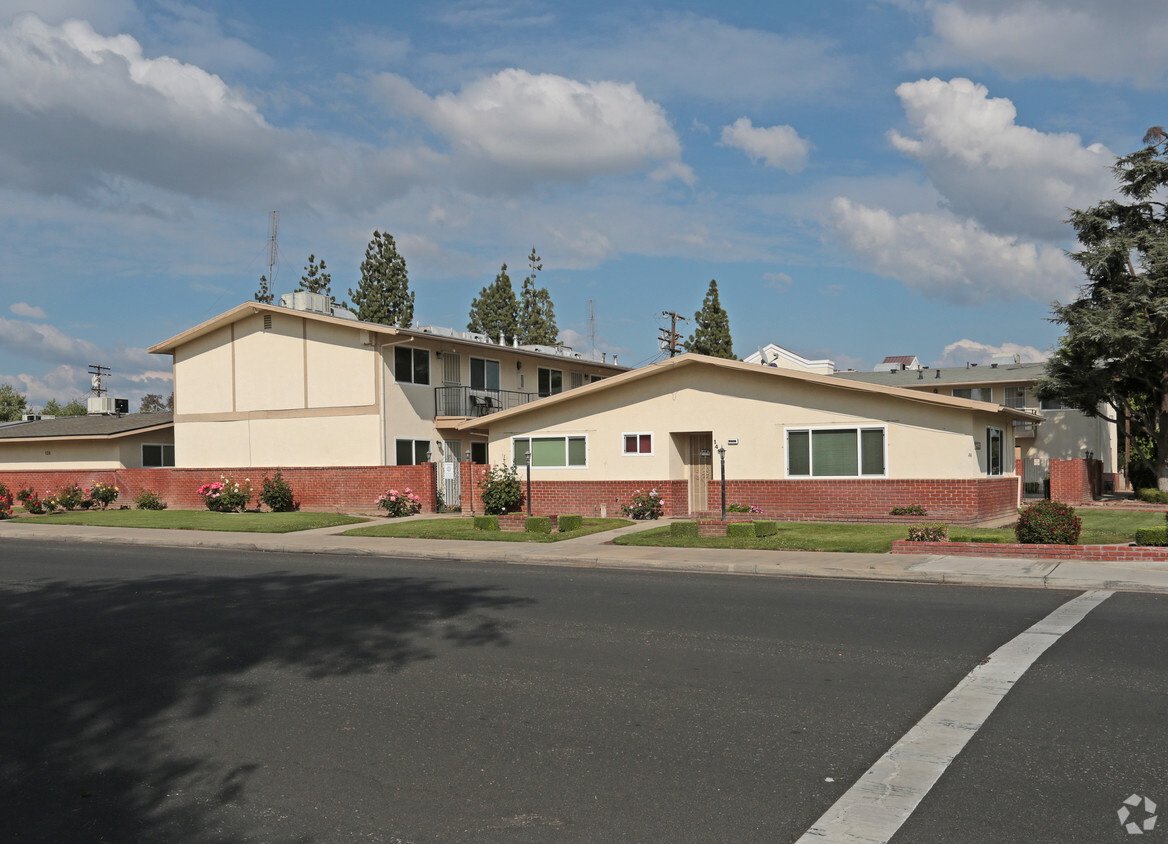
[{"x1": 1, "y1": 0, "x2": 1164, "y2": 408}]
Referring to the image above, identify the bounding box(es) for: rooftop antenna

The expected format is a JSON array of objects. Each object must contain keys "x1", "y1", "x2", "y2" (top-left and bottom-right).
[
  {"x1": 588, "y1": 299, "x2": 596, "y2": 357},
  {"x1": 267, "y1": 211, "x2": 279, "y2": 287}
]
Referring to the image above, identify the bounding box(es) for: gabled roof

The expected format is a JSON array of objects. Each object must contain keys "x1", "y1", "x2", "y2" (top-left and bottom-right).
[
  {"x1": 456, "y1": 353, "x2": 1041, "y2": 432},
  {"x1": 0, "y1": 412, "x2": 173, "y2": 442},
  {"x1": 148, "y1": 302, "x2": 628, "y2": 372}
]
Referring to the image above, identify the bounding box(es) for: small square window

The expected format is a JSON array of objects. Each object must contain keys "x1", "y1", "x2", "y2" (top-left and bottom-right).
[{"x1": 622, "y1": 433, "x2": 652, "y2": 455}]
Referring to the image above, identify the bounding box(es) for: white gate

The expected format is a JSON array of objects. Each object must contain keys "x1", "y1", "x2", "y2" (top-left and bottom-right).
[{"x1": 441, "y1": 439, "x2": 462, "y2": 509}]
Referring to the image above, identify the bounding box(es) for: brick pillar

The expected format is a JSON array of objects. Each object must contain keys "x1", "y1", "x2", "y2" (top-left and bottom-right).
[{"x1": 1050, "y1": 458, "x2": 1099, "y2": 504}]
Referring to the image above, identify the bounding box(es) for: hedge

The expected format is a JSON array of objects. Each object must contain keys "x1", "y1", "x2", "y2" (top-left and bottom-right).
[
  {"x1": 557, "y1": 514, "x2": 584, "y2": 532},
  {"x1": 525, "y1": 516, "x2": 552, "y2": 534},
  {"x1": 473, "y1": 515, "x2": 499, "y2": 531},
  {"x1": 752, "y1": 520, "x2": 778, "y2": 537},
  {"x1": 726, "y1": 522, "x2": 755, "y2": 538},
  {"x1": 1136, "y1": 527, "x2": 1168, "y2": 546},
  {"x1": 670, "y1": 521, "x2": 699, "y2": 538}
]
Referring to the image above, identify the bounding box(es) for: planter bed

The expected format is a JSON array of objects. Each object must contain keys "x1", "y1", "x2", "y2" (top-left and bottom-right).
[
  {"x1": 496, "y1": 513, "x2": 558, "y2": 532},
  {"x1": 891, "y1": 540, "x2": 1168, "y2": 563}
]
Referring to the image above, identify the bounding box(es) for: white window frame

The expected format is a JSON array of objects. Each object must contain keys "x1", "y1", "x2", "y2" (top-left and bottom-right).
[
  {"x1": 395, "y1": 438, "x2": 431, "y2": 465},
  {"x1": 785, "y1": 425, "x2": 888, "y2": 479},
  {"x1": 1039, "y1": 396, "x2": 1069, "y2": 411},
  {"x1": 622, "y1": 432, "x2": 654, "y2": 456},
  {"x1": 142, "y1": 443, "x2": 175, "y2": 467},
  {"x1": 511, "y1": 434, "x2": 589, "y2": 469},
  {"x1": 953, "y1": 387, "x2": 993, "y2": 403}
]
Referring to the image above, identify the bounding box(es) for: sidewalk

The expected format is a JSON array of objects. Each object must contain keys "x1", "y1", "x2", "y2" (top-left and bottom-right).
[{"x1": 4, "y1": 518, "x2": 1168, "y2": 593}]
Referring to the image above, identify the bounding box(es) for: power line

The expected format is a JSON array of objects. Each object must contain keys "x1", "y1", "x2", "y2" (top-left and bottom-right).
[{"x1": 659, "y1": 310, "x2": 687, "y2": 358}]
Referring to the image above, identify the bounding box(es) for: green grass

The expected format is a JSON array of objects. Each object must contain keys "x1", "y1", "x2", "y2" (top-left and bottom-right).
[
  {"x1": 16, "y1": 509, "x2": 368, "y2": 533},
  {"x1": 612, "y1": 508, "x2": 1168, "y2": 553},
  {"x1": 343, "y1": 517, "x2": 633, "y2": 542}
]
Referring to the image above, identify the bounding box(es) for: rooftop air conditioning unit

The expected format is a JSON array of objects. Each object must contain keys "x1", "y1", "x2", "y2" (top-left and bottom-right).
[
  {"x1": 88, "y1": 396, "x2": 116, "y2": 415},
  {"x1": 21, "y1": 413, "x2": 41, "y2": 422},
  {"x1": 279, "y1": 291, "x2": 331, "y2": 314}
]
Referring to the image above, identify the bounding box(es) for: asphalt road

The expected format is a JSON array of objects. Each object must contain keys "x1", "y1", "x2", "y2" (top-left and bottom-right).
[{"x1": 0, "y1": 540, "x2": 1163, "y2": 843}]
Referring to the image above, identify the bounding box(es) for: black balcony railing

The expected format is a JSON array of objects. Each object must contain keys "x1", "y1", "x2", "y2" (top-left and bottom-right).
[{"x1": 435, "y1": 386, "x2": 536, "y2": 418}]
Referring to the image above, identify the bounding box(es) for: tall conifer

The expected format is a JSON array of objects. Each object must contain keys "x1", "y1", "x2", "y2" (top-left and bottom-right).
[{"x1": 684, "y1": 279, "x2": 735, "y2": 359}]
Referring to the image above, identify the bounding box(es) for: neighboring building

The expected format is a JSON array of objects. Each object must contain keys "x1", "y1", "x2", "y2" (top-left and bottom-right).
[
  {"x1": 146, "y1": 296, "x2": 627, "y2": 470},
  {"x1": 742, "y1": 344, "x2": 836, "y2": 375},
  {"x1": 0, "y1": 412, "x2": 174, "y2": 469},
  {"x1": 455, "y1": 353, "x2": 1038, "y2": 523},
  {"x1": 873, "y1": 355, "x2": 921, "y2": 372},
  {"x1": 832, "y1": 361, "x2": 1122, "y2": 493}
]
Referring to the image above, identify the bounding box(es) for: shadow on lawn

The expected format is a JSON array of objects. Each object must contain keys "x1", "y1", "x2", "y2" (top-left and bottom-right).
[{"x1": 0, "y1": 572, "x2": 533, "y2": 842}]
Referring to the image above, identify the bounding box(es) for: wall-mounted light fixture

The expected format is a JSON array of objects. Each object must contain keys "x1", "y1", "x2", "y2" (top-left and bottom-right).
[{"x1": 516, "y1": 361, "x2": 523, "y2": 370}]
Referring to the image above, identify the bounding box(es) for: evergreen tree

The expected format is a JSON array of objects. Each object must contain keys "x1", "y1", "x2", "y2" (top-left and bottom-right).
[
  {"x1": 684, "y1": 279, "x2": 735, "y2": 359},
  {"x1": 467, "y1": 263, "x2": 519, "y2": 342},
  {"x1": 43, "y1": 398, "x2": 86, "y2": 416},
  {"x1": 139, "y1": 393, "x2": 174, "y2": 413},
  {"x1": 1038, "y1": 128, "x2": 1168, "y2": 489},
  {"x1": 298, "y1": 254, "x2": 333, "y2": 302},
  {"x1": 0, "y1": 383, "x2": 27, "y2": 421},
  {"x1": 348, "y1": 230, "x2": 415, "y2": 326},
  {"x1": 254, "y1": 273, "x2": 274, "y2": 304},
  {"x1": 518, "y1": 246, "x2": 559, "y2": 345}
]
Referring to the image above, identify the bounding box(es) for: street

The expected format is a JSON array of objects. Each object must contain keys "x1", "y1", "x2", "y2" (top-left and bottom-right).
[{"x1": 0, "y1": 539, "x2": 1164, "y2": 842}]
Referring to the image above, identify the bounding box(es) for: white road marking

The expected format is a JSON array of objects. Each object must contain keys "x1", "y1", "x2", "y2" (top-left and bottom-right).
[{"x1": 796, "y1": 589, "x2": 1113, "y2": 843}]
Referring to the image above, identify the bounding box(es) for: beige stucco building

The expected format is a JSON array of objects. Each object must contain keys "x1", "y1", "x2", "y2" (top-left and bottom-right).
[
  {"x1": 147, "y1": 299, "x2": 627, "y2": 469},
  {"x1": 0, "y1": 412, "x2": 174, "y2": 470}
]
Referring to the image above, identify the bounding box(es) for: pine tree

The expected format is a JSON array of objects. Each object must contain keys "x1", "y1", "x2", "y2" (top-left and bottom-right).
[
  {"x1": 348, "y1": 230, "x2": 415, "y2": 326},
  {"x1": 298, "y1": 254, "x2": 333, "y2": 302},
  {"x1": 518, "y1": 246, "x2": 559, "y2": 345},
  {"x1": 1038, "y1": 128, "x2": 1168, "y2": 489},
  {"x1": 468, "y1": 263, "x2": 519, "y2": 342},
  {"x1": 684, "y1": 279, "x2": 735, "y2": 359},
  {"x1": 254, "y1": 273, "x2": 274, "y2": 304},
  {"x1": 43, "y1": 398, "x2": 85, "y2": 416},
  {"x1": 0, "y1": 383, "x2": 27, "y2": 422}
]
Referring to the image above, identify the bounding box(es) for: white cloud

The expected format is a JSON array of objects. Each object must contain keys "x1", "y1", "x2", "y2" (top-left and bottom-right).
[
  {"x1": 375, "y1": 68, "x2": 688, "y2": 187},
  {"x1": 0, "y1": 316, "x2": 156, "y2": 369},
  {"x1": 935, "y1": 338, "x2": 1048, "y2": 367},
  {"x1": 10, "y1": 301, "x2": 45, "y2": 318},
  {"x1": 828, "y1": 197, "x2": 1079, "y2": 305},
  {"x1": 763, "y1": 272, "x2": 792, "y2": 290},
  {"x1": 888, "y1": 77, "x2": 1114, "y2": 241},
  {"x1": 917, "y1": 1, "x2": 1168, "y2": 85},
  {"x1": 719, "y1": 118, "x2": 810, "y2": 172}
]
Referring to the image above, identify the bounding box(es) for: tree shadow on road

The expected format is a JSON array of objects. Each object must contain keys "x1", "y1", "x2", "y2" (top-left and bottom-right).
[{"x1": 0, "y1": 571, "x2": 533, "y2": 842}]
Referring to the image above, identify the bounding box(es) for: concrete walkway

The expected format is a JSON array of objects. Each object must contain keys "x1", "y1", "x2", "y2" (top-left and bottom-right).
[{"x1": 3, "y1": 517, "x2": 1168, "y2": 593}]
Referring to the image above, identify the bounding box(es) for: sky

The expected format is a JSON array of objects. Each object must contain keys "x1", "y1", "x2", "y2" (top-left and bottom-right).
[{"x1": 0, "y1": 0, "x2": 1164, "y2": 410}]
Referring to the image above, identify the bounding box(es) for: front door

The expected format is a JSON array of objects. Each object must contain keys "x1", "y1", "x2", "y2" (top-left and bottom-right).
[
  {"x1": 687, "y1": 433, "x2": 713, "y2": 513},
  {"x1": 441, "y1": 439, "x2": 462, "y2": 509}
]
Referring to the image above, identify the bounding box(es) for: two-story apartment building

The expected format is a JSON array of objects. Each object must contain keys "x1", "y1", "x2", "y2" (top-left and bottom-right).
[{"x1": 147, "y1": 294, "x2": 627, "y2": 473}]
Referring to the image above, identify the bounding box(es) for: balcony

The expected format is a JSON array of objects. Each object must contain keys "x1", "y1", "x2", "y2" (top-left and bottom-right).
[{"x1": 435, "y1": 386, "x2": 536, "y2": 419}]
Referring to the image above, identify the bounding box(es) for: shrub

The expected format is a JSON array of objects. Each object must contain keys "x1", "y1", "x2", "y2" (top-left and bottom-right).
[
  {"x1": 906, "y1": 523, "x2": 949, "y2": 542},
  {"x1": 473, "y1": 515, "x2": 499, "y2": 531},
  {"x1": 525, "y1": 516, "x2": 552, "y2": 534},
  {"x1": 88, "y1": 482, "x2": 120, "y2": 510},
  {"x1": 670, "y1": 521, "x2": 699, "y2": 538},
  {"x1": 260, "y1": 470, "x2": 297, "y2": 512},
  {"x1": 376, "y1": 487, "x2": 421, "y2": 518},
  {"x1": 753, "y1": 520, "x2": 778, "y2": 537},
  {"x1": 726, "y1": 522, "x2": 755, "y2": 538},
  {"x1": 55, "y1": 482, "x2": 85, "y2": 511},
  {"x1": 558, "y1": 514, "x2": 584, "y2": 532},
  {"x1": 1015, "y1": 500, "x2": 1081, "y2": 545},
  {"x1": 480, "y1": 463, "x2": 523, "y2": 515},
  {"x1": 1136, "y1": 527, "x2": 1168, "y2": 546},
  {"x1": 1136, "y1": 488, "x2": 1168, "y2": 505},
  {"x1": 0, "y1": 483, "x2": 12, "y2": 520},
  {"x1": 17, "y1": 487, "x2": 44, "y2": 515},
  {"x1": 196, "y1": 476, "x2": 253, "y2": 512},
  {"x1": 726, "y1": 503, "x2": 762, "y2": 514},
  {"x1": 134, "y1": 489, "x2": 167, "y2": 510},
  {"x1": 949, "y1": 534, "x2": 1009, "y2": 544},
  {"x1": 622, "y1": 488, "x2": 664, "y2": 520},
  {"x1": 890, "y1": 504, "x2": 928, "y2": 516}
]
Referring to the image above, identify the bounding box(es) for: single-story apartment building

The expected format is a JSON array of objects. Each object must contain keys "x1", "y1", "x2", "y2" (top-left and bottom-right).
[{"x1": 455, "y1": 354, "x2": 1041, "y2": 524}]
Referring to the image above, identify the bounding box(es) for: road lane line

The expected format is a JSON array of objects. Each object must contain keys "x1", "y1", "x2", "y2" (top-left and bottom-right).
[{"x1": 796, "y1": 589, "x2": 1113, "y2": 843}]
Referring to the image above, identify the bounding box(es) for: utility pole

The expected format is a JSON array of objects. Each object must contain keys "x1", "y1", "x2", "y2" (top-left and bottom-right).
[
  {"x1": 88, "y1": 364, "x2": 110, "y2": 397},
  {"x1": 659, "y1": 311, "x2": 687, "y2": 358},
  {"x1": 267, "y1": 211, "x2": 279, "y2": 287}
]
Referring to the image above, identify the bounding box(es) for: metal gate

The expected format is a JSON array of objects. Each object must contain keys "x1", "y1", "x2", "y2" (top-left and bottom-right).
[
  {"x1": 1021, "y1": 456, "x2": 1048, "y2": 498},
  {"x1": 440, "y1": 439, "x2": 462, "y2": 509}
]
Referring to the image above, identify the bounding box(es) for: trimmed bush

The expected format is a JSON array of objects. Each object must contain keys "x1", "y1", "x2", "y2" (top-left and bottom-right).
[
  {"x1": 949, "y1": 534, "x2": 1008, "y2": 544},
  {"x1": 260, "y1": 470, "x2": 297, "y2": 512},
  {"x1": 906, "y1": 523, "x2": 949, "y2": 542},
  {"x1": 558, "y1": 514, "x2": 584, "y2": 532},
  {"x1": 752, "y1": 520, "x2": 778, "y2": 537},
  {"x1": 726, "y1": 522, "x2": 755, "y2": 538},
  {"x1": 473, "y1": 515, "x2": 499, "y2": 531},
  {"x1": 1136, "y1": 527, "x2": 1168, "y2": 546},
  {"x1": 525, "y1": 516, "x2": 552, "y2": 534},
  {"x1": 1136, "y1": 488, "x2": 1168, "y2": 505},
  {"x1": 890, "y1": 504, "x2": 927, "y2": 516},
  {"x1": 133, "y1": 489, "x2": 167, "y2": 510},
  {"x1": 670, "y1": 521, "x2": 699, "y2": 538},
  {"x1": 1015, "y1": 500, "x2": 1081, "y2": 545}
]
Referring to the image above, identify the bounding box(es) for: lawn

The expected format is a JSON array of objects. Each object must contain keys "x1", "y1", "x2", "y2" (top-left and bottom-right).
[
  {"x1": 14, "y1": 510, "x2": 368, "y2": 533},
  {"x1": 344, "y1": 517, "x2": 633, "y2": 542},
  {"x1": 612, "y1": 508, "x2": 1168, "y2": 554}
]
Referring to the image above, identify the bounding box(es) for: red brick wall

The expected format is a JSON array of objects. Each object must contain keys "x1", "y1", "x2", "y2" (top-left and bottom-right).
[
  {"x1": 0, "y1": 465, "x2": 438, "y2": 513},
  {"x1": 1050, "y1": 458, "x2": 1103, "y2": 504}
]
